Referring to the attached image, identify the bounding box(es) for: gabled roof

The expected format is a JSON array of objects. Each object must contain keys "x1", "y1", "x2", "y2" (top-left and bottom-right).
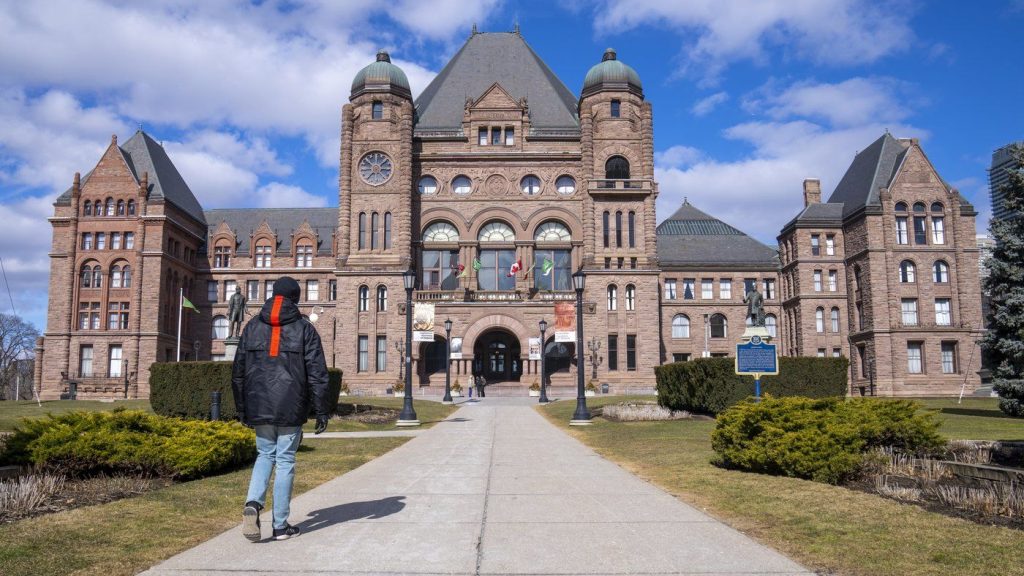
[
  {"x1": 204, "y1": 208, "x2": 337, "y2": 255},
  {"x1": 413, "y1": 32, "x2": 579, "y2": 133},
  {"x1": 656, "y1": 201, "x2": 779, "y2": 268},
  {"x1": 781, "y1": 201, "x2": 845, "y2": 232},
  {"x1": 57, "y1": 130, "x2": 206, "y2": 224},
  {"x1": 827, "y1": 133, "x2": 910, "y2": 218}
]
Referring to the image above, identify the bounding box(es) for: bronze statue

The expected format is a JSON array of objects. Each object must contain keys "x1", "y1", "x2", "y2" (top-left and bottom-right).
[
  {"x1": 743, "y1": 286, "x2": 766, "y2": 328},
  {"x1": 228, "y1": 286, "x2": 247, "y2": 338}
]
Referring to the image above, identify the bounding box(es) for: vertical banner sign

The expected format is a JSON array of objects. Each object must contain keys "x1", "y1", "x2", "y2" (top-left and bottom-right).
[
  {"x1": 554, "y1": 302, "x2": 576, "y2": 343},
  {"x1": 413, "y1": 302, "x2": 436, "y2": 342},
  {"x1": 528, "y1": 337, "x2": 542, "y2": 360},
  {"x1": 450, "y1": 337, "x2": 463, "y2": 359}
]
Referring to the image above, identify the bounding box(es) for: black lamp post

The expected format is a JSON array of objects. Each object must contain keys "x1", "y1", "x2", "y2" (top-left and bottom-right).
[
  {"x1": 443, "y1": 318, "x2": 454, "y2": 404},
  {"x1": 398, "y1": 270, "x2": 419, "y2": 426},
  {"x1": 570, "y1": 271, "x2": 591, "y2": 425},
  {"x1": 538, "y1": 318, "x2": 549, "y2": 404},
  {"x1": 394, "y1": 338, "x2": 405, "y2": 380}
]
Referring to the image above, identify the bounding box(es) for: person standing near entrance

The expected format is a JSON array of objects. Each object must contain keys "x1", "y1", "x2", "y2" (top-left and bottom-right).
[{"x1": 233, "y1": 276, "x2": 330, "y2": 542}]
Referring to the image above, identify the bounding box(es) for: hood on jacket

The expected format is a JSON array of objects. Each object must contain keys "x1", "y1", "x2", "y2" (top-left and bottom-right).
[{"x1": 259, "y1": 295, "x2": 301, "y2": 327}]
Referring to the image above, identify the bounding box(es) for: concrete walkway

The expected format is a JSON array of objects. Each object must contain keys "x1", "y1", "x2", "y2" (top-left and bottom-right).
[{"x1": 144, "y1": 398, "x2": 811, "y2": 575}]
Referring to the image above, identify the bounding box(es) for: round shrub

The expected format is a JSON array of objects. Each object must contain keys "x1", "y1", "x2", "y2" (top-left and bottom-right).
[
  {"x1": 0, "y1": 409, "x2": 255, "y2": 480},
  {"x1": 711, "y1": 397, "x2": 943, "y2": 484}
]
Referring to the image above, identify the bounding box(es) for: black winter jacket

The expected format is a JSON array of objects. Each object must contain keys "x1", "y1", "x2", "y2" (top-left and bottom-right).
[{"x1": 231, "y1": 295, "x2": 329, "y2": 426}]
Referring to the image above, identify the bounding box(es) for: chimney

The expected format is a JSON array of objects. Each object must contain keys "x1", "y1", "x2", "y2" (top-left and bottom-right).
[{"x1": 803, "y1": 179, "x2": 821, "y2": 207}]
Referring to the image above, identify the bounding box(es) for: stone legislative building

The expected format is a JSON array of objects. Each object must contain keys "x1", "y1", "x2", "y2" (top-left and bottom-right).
[{"x1": 34, "y1": 30, "x2": 984, "y2": 399}]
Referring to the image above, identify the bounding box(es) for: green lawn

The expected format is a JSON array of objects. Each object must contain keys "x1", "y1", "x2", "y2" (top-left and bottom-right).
[
  {"x1": 916, "y1": 396, "x2": 1024, "y2": 441},
  {"x1": 0, "y1": 400, "x2": 152, "y2": 431},
  {"x1": 0, "y1": 437, "x2": 406, "y2": 576},
  {"x1": 541, "y1": 396, "x2": 1024, "y2": 576}
]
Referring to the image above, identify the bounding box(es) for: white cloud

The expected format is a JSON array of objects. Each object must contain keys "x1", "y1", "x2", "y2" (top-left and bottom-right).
[
  {"x1": 655, "y1": 145, "x2": 704, "y2": 169},
  {"x1": 593, "y1": 0, "x2": 915, "y2": 85},
  {"x1": 385, "y1": 0, "x2": 502, "y2": 40},
  {"x1": 255, "y1": 183, "x2": 329, "y2": 208},
  {"x1": 743, "y1": 77, "x2": 913, "y2": 127},
  {"x1": 691, "y1": 91, "x2": 728, "y2": 116},
  {"x1": 0, "y1": 195, "x2": 59, "y2": 330}
]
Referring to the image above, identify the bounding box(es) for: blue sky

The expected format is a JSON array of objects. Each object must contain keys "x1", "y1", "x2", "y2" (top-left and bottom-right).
[{"x1": 1, "y1": 0, "x2": 1022, "y2": 331}]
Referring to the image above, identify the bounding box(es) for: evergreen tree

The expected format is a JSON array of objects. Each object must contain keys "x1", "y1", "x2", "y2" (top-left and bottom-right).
[{"x1": 982, "y1": 144, "x2": 1024, "y2": 416}]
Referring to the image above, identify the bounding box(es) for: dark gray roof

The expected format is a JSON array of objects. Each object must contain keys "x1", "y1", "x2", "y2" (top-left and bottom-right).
[
  {"x1": 414, "y1": 32, "x2": 579, "y2": 132},
  {"x1": 57, "y1": 130, "x2": 206, "y2": 224},
  {"x1": 781, "y1": 201, "x2": 845, "y2": 231},
  {"x1": 828, "y1": 133, "x2": 909, "y2": 218},
  {"x1": 657, "y1": 202, "x2": 779, "y2": 268},
  {"x1": 205, "y1": 208, "x2": 337, "y2": 255}
]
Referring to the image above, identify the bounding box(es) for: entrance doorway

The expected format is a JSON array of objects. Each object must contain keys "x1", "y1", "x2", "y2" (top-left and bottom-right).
[
  {"x1": 543, "y1": 338, "x2": 575, "y2": 383},
  {"x1": 419, "y1": 337, "x2": 447, "y2": 385},
  {"x1": 473, "y1": 330, "x2": 521, "y2": 383}
]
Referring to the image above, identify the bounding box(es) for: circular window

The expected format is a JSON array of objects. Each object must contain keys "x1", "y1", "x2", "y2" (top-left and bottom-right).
[
  {"x1": 418, "y1": 176, "x2": 437, "y2": 195},
  {"x1": 452, "y1": 175, "x2": 472, "y2": 195},
  {"x1": 520, "y1": 175, "x2": 541, "y2": 195},
  {"x1": 358, "y1": 152, "x2": 393, "y2": 186},
  {"x1": 556, "y1": 175, "x2": 576, "y2": 195}
]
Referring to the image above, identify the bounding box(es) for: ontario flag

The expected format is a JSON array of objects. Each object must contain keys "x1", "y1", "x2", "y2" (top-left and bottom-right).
[
  {"x1": 507, "y1": 258, "x2": 523, "y2": 277},
  {"x1": 456, "y1": 263, "x2": 467, "y2": 278}
]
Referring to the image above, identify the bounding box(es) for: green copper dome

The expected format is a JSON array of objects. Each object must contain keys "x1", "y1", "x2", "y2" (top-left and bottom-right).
[
  {"x1": 351, "y1": 50, "x2": 411, "y2": 97},
  {"x1": 582, "y1": 48, "x2": 642, "y2": 96}
]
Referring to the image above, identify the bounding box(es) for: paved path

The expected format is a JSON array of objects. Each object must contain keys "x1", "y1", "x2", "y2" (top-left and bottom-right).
[{"x1": 144, "y1": 398, "x2": 811, "y2": 575}]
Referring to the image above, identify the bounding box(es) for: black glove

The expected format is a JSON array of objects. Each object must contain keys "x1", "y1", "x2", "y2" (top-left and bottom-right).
[{"x1": 314, "y1": 415, "x2": 329, "y2": 435}]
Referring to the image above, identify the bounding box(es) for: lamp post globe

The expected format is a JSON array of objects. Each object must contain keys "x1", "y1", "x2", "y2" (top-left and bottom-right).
[
  {"x1": 538, "y1": 318, "x2": 549, "y2": 404},
  {"x1": 443, "y1": 318, "x2": 454, "y2": 404},
  {"x1": 570, "y1": 271, "x2": 591, "y2": 425},
  {"x1": 398, "y1": 269, "x2": 419, "y2": 425}
]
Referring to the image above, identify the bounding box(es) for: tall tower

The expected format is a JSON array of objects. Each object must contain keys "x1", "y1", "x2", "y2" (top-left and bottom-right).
[{"x1": 989, "y1": 142, "x2": 1023, "y2": 225}]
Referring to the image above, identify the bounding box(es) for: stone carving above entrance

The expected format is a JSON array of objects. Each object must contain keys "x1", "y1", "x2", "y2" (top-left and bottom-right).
[{"x1": 485, "y1": 174, "x2": 509, "y2": 197}]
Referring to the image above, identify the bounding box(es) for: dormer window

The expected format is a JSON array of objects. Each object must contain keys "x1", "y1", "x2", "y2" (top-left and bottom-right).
[
  {"x1": 491, "y1": 127, "x2": 501, "y2": 145},
  {"x1": 611, "y1": 99, "x2": 621, "y2": 117},
  {"x1": 372, "y1": 101, "x2": 383, "y2": 119}
]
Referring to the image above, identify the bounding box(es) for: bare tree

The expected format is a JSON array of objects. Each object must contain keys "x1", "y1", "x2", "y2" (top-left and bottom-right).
[{"x1": 0, "y1": 312, "x2": 39, "y2": 400}]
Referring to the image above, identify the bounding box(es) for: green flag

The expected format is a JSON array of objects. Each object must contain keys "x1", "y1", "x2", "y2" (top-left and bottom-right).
[
  {"x1": 541, "y1": 257, "x2": 554, "y2": 276},
  {"x1": 472, "y1": 258, "x2": 482, "y2": 271},
  {"x1": 181, "y1": 295, "x2": 200, "y2": 313}
]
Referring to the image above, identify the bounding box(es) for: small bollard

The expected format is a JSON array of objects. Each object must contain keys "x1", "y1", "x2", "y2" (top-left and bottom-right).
[
  {"x1": 211, "y1": 390, "x2": 222, "y2": 421},
  {"x1": 68, "y1": 381, "x2": 78, "y2": 401}
]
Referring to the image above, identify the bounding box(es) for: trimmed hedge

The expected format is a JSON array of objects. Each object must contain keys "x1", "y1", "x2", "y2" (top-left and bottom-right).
[
  {"x1": 0, "y1": 409, "x2": 255, "y2": 479},
  {"x1": 656, "y1": 356, "x2": 848, "y2": 415},
  {"x1": 150, "y1": 361, "x2": 342, "y2": 420},
  {"x1": 711, "y1": 396, "x2": 944, "y2": 484}
]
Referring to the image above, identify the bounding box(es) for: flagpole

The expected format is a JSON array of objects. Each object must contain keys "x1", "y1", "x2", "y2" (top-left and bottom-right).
[{"x1": 176, "y1": 287, "x2": 183, "y2": 362}]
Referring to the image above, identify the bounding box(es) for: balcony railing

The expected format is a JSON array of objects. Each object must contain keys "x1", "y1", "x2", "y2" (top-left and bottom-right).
[
  {"x1": 588, "y1": 179, "x2": 652, "y2": 194},
  {"x1": 412, "y1": 289, "x2": 576, "y2": 303}
]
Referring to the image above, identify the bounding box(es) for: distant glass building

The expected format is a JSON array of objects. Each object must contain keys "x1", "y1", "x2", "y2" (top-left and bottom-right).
[{"x1": 989, "y1": 142, "x2": 1023, "y2": 224}]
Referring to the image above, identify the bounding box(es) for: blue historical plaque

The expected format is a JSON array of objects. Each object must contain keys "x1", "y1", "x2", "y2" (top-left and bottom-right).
[{"x1": 735, "y1": 338, "x2": 779, "y2": 376}]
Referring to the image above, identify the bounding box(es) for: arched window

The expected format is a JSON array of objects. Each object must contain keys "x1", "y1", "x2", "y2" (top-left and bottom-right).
[
  {"x1": 478, "y1": 221, "x2": 515, "y2": 242},
  {"x1": 127, "y1": 199, "x2": 136, "y2": 215},
  {"x1": 384, "y1": 212, "x2": 392, "y2": 249},
  {"x1": 913, "y1": 202, "x2": 926, "y2": 213},
  {"x1": 899, "y1": 260, "x2": 916, "y2": 283},
  {"x1": 423, "y1": 221, "x2": 460, "y2": 242},
  {"x1": 111, "y1": 265, "x2": 123, "y2": 288},
  {"x1": 80, "y1": 263, "x2": 95, "y2": 288},
  {"x1": 212, "y1": 316, "x2": 229, "y2": 340},
  {"x1": 625, "y1": 284, "x2": 636, "y2": 311},
  {"x1": 254, "y1": 241, "x2": 272, "y2": 268},
  {"x1": 295, "y1": 241, "x2": 313, "y2": 267},
  {"x1": 831, "y1": 307, "x2": 840, "y2": 332},
  {"x1": 895, "y1": 202, "x2": 908, "y2": 212},
  {"x1": 605, "y1": 155, "x2": 630, "y2": 180},
  {"x1": 765, "y1": 314, "x2": 777, "y2": 338},
  {"x1": 358, "y1": 212, "x2": 366, "y2": 249},
  {"x1": 671, "y1": 314, "x2": 690, "y2": 338},
  {"x1": 602, "y1": 211, "x2": 610, "y2": 248},
  {"x1": 628, "y1": 211, "x2": 636, "y2": 247},
  {"x1": 520, "y1": 175, "x2": 541, "y2": 195},
  {"x1": 931, "y1": 202, "x2": 944, "y2": 213},
  {"x1": 371, "y1": 212, "x2": 379, "y2": 249},
  {"x1": 116, "y1": 199, "x2": 125, "y2": 216},
  {"x1": 934, "y1": 260, "x2": 949, "y2": 283},
  {"x1": 83, "y1": 200, "x2": 91, "y2": 216},
  {"x1": 377, "y1": 285, "x2": 388, "y2": 312},
  {"x1": 815, "y1": 307, "x2": 825, "y2": 333},
  {"x1": 607, "y1": 284, "x2": 617, "y2": 311},
  {"x1": 105, "y1": 198, "x2": 115, "y2": 216},
  {"x1": 358, "y1": 285, "x2": 369, "y2": 312},
  {"x1": 534, "y1": 221, "x2": 571, "y2": 242},
  {"x1": 92, "y1": 265, "x2": 102, "y2": 288},
  {"x1": 615, "y1": 211, "x2": 623, "y2": 247},
  {"x1": 710, "y1": 313, "x2": 727, "y2": 338},
  {"x1": 122, "y1": 265, "x2": 132, "y2": 288},
  {"x1": 214, "y1": 241, "x2": 232, "y2": 268}
]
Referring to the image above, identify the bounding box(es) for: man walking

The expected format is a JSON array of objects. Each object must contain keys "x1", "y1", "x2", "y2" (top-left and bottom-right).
[{"x1": 232, "y1": 276, "x2": 330, "y2": 542}]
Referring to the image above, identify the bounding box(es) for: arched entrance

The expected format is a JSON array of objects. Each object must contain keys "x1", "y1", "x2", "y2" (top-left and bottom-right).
[
  {"x1": 419, "y1": 336, "x2": 447, "y2": 385},
  {"x1": 543, "y1": 338, "x2": 575, "y2": 383},
  {"x1": 473, "y1": 330, "x2": 521, "y2": 383}
]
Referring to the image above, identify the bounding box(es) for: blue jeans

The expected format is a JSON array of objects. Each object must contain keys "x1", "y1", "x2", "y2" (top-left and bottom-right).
[{"x1": 245, "y1": 425, "x2": 302, "y2": 530}]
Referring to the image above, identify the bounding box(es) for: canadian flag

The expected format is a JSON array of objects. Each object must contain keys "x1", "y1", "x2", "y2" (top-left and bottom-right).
[{"x1": 507, "y1": 258, "x2": 523, "y2": 277}]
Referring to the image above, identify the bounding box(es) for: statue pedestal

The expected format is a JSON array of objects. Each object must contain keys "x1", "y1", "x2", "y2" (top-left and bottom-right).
[
  {"x1": 224, "y1": 337, "x2": 240, "y2": 362},
  {"x1": 740, "y1": 326, "x2": 772, "y2": 343}
]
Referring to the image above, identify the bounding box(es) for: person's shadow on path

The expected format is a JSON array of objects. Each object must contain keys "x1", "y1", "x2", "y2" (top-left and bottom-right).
[{"x1": 296, "y1": 496, "x2": 407, "y2": 535}]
